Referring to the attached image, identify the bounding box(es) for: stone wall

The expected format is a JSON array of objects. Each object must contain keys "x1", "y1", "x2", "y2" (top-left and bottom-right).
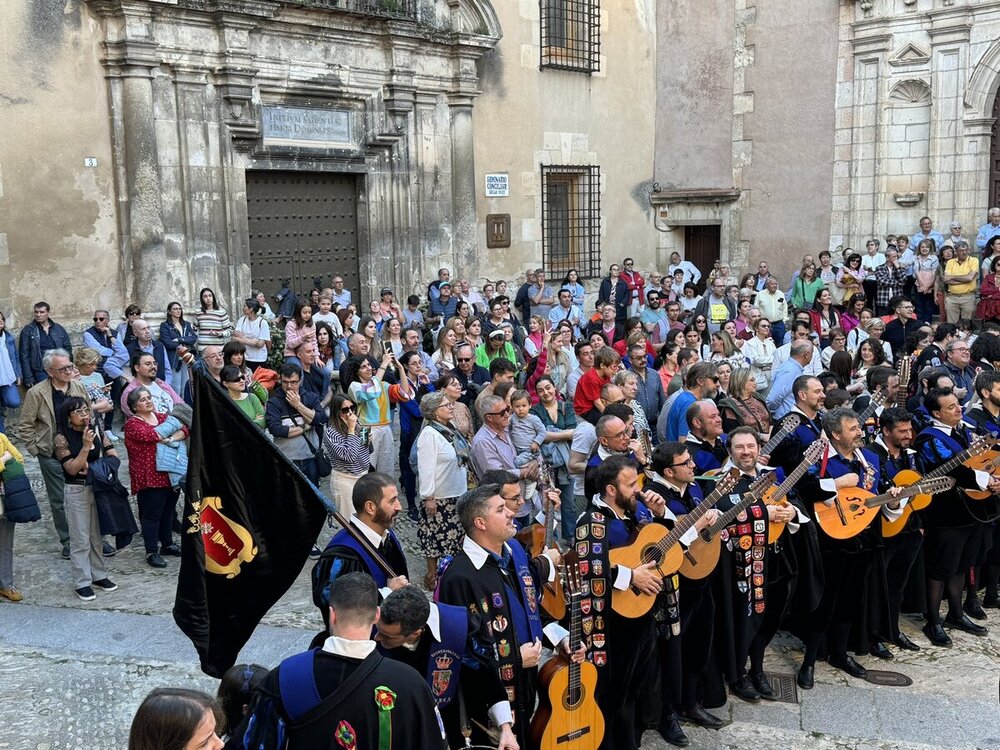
[{"x1": 470, "y1": 0, "x2": 659, "y2": 291}]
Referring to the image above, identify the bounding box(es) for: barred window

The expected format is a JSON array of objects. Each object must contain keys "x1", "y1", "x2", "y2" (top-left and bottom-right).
[
  {"x1": 540, "y1": 0, "x2": 601, "y2": 73},
  {"x1": 542, "y1": 165, "x2": 601, "y2": 279}
]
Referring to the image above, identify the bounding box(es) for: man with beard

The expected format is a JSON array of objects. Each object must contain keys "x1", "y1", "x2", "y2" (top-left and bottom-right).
[
  {"x1": 796, "y1": 408, "x2": 904, "y2": 688},
  {"x1": 437, "y1": 484, "x2": 572, "y2": 750},
  {"x1": 712, "y1": 428, "x2": 799, "y2": 703},
  {"x1": 915, "y1": 388, "x2": 999, "y2": 646},
  {"x1": 867, "y1": 408, "x2": 925, "y2": 658},
  {"x1": 312, "y1": 473, "x2": 410, "y2": 632},
  {"x1": 376, "y1": 586, "x2": 514, "y2": 750},
  {"x1": 767, "y1": 375, "x2": 826, "y2": 475},
  {"x1": 574, "y1": 455, "x2": 669, "y2": 750},
  {"x1": 684, "y1": 400, "x2": 728, "y2": 474},
  {"x1": 643, "y1": 443, "x2": 723, "y2": 746}
]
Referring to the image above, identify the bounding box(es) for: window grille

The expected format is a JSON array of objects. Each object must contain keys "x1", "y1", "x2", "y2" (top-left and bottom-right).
[
  {"x1": 541, "y1": 165, "x2": 602, "y2": 279},
  {"x1": 540, "y1": 0, "x2": 601, "y2": 73}
]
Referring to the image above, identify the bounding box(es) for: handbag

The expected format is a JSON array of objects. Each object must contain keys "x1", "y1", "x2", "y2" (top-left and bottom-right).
[
  {"x1": 305, "y1": 430, "x2": 332, "y2": 479},
  {"x1": 0, "y1": 458, "x2": 40, "y2": 523}
]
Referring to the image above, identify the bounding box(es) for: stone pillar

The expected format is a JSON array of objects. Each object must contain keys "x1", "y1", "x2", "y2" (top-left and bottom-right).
[
  {"x1": 449, "y1": 95, "x2": 477, "y2": 278},
  {"x1": 113, "y1": 43, "x2": 169, "y2": 307},
  {"x1": 927, "y1": 22, "x2": 970, "y2": 225}
]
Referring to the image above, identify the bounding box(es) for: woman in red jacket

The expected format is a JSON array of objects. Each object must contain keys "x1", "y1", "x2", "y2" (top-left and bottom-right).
[{"x1": 124, "y1": 387, "x2": 188, "y2": 569}]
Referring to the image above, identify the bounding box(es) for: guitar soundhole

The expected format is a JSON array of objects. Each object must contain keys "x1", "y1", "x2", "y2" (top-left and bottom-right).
[
  {"x1": 641, "y1": 544, "x2": 663, "y2": 566},
  {"x1": 563, "y1": 684, "x2": 587, "y2": 710}
]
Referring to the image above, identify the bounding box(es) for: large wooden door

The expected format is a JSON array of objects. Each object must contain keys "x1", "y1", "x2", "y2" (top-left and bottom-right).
[
  {"x1": 684, "y1": 225, "x2": 721, "y2": 292},
  {"x1": 246, "y1": 171, "x2": 360, "y2": 302}
]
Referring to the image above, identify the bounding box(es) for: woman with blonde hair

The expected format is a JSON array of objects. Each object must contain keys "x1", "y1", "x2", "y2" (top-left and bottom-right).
[
  {"x1": 612, "y1": 369, "x2": 650, "y2": 436},
  {"x1": 718, "y1": 367, "x2": 771, "y2": 441},
  {"x1": 524, "y1": 315, "x2": 547, "y2": 358},
  {"x1": 710, "y1": 329, "x2": 748, "y2": 370},
  {"x1": 791, "y1": 262, "x2": 824, "y2": 309},
  {"x1": 431, "y1": 326, "x2": 459, "y2": 372}
]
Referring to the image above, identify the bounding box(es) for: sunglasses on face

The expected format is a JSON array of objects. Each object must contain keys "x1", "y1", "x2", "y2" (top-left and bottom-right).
[
  {"x1": 456, "y1": 357, "x2": 473, "y2": 362},
  {"x1": 488, "y1": 407, "x2": 511, "y2": 417},
  {"x1": 340, "y1": 405, "x2": 357, "y2": 413}
]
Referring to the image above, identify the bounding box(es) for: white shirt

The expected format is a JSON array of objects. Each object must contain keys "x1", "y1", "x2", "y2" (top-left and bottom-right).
[
  {"x1": 236, "y1": 315, "x2": 270, "y2": 363},
  {"x1": 350, "y1": 515, "x2": 394, "y2": 599},
  {"x1": 320, "y1": 634, "x2": 377, "y2": 660},
  {"x1": 742, "y1": 336, "x2": 777, "y2": 389},
  {"x1": 416, "y1": 425, "x2": 468, "y2": 500},
  {"x1": 772, "y1": 342, "x2": 822, "y2": 375}
]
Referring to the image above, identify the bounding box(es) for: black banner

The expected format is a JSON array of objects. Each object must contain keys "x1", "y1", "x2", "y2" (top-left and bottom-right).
[{"x1": 173, "y1": 370, "x2": 329, "y2": 676}]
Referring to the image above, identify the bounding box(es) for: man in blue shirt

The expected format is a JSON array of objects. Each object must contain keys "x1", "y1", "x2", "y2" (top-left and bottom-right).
[
  {"x1": 976, "y1": 207, "x2": 1000, "y2": 250},
  {"x1": 767, "y1": 340, "x2": 812, "y2": 420},
  {"x1": 662, "y1": 362, "x2": 718, "y2": 441},
  {"x1": 913, "y1": 216, "x2": 945, "y2": 249}
]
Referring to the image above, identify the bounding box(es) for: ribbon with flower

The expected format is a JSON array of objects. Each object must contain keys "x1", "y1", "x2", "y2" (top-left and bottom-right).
[{"x1": 374, "y1": 686, "x2": 397, "y2": 750}]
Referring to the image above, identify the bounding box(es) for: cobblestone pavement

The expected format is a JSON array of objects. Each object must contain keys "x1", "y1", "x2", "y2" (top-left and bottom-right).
[{"x1": 1, "y1": 440, "x2": 999, "y2": 749}]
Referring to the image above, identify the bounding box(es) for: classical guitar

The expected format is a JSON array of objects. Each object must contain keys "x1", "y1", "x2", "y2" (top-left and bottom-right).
[
  {"x1": 857, "y1": 388, "x2": 889, "y2": 443},
  {"x1": 759, "y1": 413, "x2": 802, "y2": 458},
  {"x1": 815, "y1": 476, "x2": 955, "y2": 540},
  {"x1": 515, "y1": 457, "x2": 566, "y2": 620},
  {"x1": 529, "y1": 560, "x2": 605, "y2": 750},
  {"x1": 760, "y1": 438, "x2": 828, "y2": 543},
  {"x1": 959, "y1": 448, "x2": 1000, "y2": 500},
  {"x1": 881, "y1": 434, "x2": 997, "y2": 537},
  {"x1": 608, "y1": 469, "x2": 740, "y2": 618},
  {"x1": 678, "y1": 471, "x2": 778, "y2": 581}
]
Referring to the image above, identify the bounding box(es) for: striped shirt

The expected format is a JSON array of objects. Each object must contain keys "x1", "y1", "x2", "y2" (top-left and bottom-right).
[
  {"x1": 323, "y1": 427, "x2": 371, "y2": 475},
  {"x1": 194, "y1": 308, "x2": 232, "y2": 349}
]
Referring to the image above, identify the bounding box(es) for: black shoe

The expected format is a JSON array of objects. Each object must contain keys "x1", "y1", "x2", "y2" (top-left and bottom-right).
[
  {"x1": 750, "y1": 671, "x2": 775, "y2": 700},
  {"x1": 983, "y1": 595, "x2": 1000, "y2": 609},
  {"x1": 677, "y1": 705, "x2": 726, "y2": 729},
  {"x1": 160, "y1": 544, "x2": 182, "y2": 557},
  {"x1": 922, "y1": 622, "x2": 953, "y2": 647},
  {"x1": 92, "y1": 578, "x2": 118, "y2": 592},
  {"x1": 730, "y1": 675, "x2": 761, "y2": 703},
  {"x1": 964, "y1": 598, "x2": 987, "y2": 621},
  {"x1": 869, "y1": 642, "x2": 894, "y2": 660},
  {"x1": 61, "y1": 544, "x2": 70, "y2": 560},
  {"x1": 658, "y1": 715, "x2": 690, "y2": 747},
  {"x1": 309, "y1": 545, "x2": 322, "y2": 559},
  {"x1": 796, "y1": 663, "x2": 814, "y2": 690},
  {"x1": 828, "y1": 654, "x2": 867, "y2": 678},
  {"x1": 75, "y1": 586, "x2": 96, "y2": 602},
  {"x1": 892, "y1": 633, "x2": 921, "y2": 652},
  {"x1": 146, "y1": 553, "x2": 167, "y2": 569},
  {"x1": 944, "y1": 612, "x2": 989, "y2": 636},
  {"x1": 102, "y1": 541, "x2": 116, "y2": 557}
]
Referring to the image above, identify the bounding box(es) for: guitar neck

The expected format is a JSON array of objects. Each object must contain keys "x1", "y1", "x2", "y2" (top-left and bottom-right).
[
  {"x1": 926, "y1": 445, "x2": 981, "y2": 479},
  {"x1": 762, "y1": 422, "x2": 795, "y2": 455},
  {"x1": 661, "y1": 478, "x2": 734, "y2": 550},
  {"x1": 863, "y1": 482, "x2": 928, "y2": 509},
  {"x1": 856, "y1": 394, "x2": 884, "y2": 425},
  {"x1": 568, "y1": 589, "x2": 581, "y2": 687},
  {"x1": 543, "y1": 497, "x2": 555, "y2": 551},
  {"x1": 768, "y1": 451, "x2": 819, "y2": 505}
]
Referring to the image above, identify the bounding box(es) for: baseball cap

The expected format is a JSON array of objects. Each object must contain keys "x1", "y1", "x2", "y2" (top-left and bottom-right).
[
  {"x1": 439, "y1": 281, "x2": 452, "y2": 288},
  {"x1": 380, "y1": 287, "x2": 392, "y2": 296}
]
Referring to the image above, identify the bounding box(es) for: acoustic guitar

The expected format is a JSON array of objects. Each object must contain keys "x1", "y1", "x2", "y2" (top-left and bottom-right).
[
  {"x1": 815, "y1": 476, "x2": 955, "y2": 540},
  {"x1": 959, "y1": 448, "x2": 1000, "y2": 500},
  {"x1": 608, "y1": 469, "x2": 740, "y2": 618},
  {"x1": 530, "y1": 560, "x2": 605, "y2": 750},
  {"x1": 760, "y1": 438, "x2": 828, "y2": 543},
  {"x1": 515, "y1": 458, "x2": 566, "y2": 620},
  {"x1": 896, "y1": 354, "x2": 911, "y2": 408},
  {"x1": 678, "y1": 471, "x2": 778, "y2": 581},
  {"x1": 857, "y1": 388, "x2": 889, "y2": 444},
  {"x1": 881, "y1": 434, "x2": 996, "y2": 537}
]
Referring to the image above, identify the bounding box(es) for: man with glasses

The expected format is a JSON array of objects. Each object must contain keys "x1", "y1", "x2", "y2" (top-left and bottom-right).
[
  {"x1": 620, "y1": 257, "x2": 645, "y2": 318},
  {"x1": 264, "y1": 363, "x2": 329, "y2": 485},
  {"x1": 18, "y1": 301, "x2": 73, "y2": 388},
  {"x1": 83, "y1": 309, "x2": 130, "y2": 436},
  {"x1": 640, "y1": 291, "x2": 669, "y2": 346},
  {"x1": 628, "y1": 342, "x2": 665, "y2": 436},
  {"x1": 943, "y1": 340, "x2": 976, "y2": 405},
  {"x1": 882, "y1": 296, "x2": 922, "y2": 363},
  {"x1": 330, "y1": 275, "x2": 352, "y2": 307},
  {"x1": 450, "y1": 342, "x2": 489, "y2": 412},
  {"x1": 470, "y1": 395, "x2": 539, "y2": 487},
  {"x1": 693, "y1": 279, "x2": 736, "y2": 334},
  {"x1": 19, "y1": 349, "x2": 90, "y2": 558}
]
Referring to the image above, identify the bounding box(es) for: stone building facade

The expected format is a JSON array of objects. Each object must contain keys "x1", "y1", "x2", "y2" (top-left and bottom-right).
[
  {"x1": 655, "y1": 0, "x2": 1000, "y2": 283},
  {"x1": 0, "y1": 0, "x2": 659, "y2": 331}
]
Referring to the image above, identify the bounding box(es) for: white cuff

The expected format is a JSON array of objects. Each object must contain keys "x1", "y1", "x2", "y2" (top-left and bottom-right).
[
  {"x1": 787, "y1": 506, "x2": 809, "y2": 534},
  {"x1": 881, "y1": 496, "x2": 907, "y2": 521},
  {"x1": 543, "y1": 622, "x2": 569, "y2": 648},
  {"x1": 613, "y1": 565, "x2": 633, "y2": 591},
  {"x1": 679, "y1": 527, "x2": 699, "y2": 547},
  {"x1": 541, "y1": 550, "x2": 558, "y2": 583},
  {"x1": 974, "y1": 469, "x2": 991, "y2": 490},
  {"x1": 819, "y1": 478, "x2": 837, "y2": 503},
  {"x1": 487, "y1": 701, "x2": 513, "y2": 729},
  {"x1": 378, "y1": 586, "x2": 393, "y2": 601}
]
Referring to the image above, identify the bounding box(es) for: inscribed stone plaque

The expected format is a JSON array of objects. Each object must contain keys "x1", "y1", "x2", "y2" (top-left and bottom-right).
[{"x1": 262, "y1": 106, "x2": 352, "y2": 146}]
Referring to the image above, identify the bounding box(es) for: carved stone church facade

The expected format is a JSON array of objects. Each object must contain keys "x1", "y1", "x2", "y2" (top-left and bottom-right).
[{"x1": 654, "y1": 0, "x2": 1000, "y2": 281}]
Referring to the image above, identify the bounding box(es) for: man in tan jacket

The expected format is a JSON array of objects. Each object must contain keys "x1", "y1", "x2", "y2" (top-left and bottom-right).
[{"x1": 19, "y1": 348, "x2": 90, "y2": 559}]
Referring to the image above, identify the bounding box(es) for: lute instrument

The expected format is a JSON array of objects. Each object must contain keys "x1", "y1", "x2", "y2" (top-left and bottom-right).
[
  {"x1": 815, "y1": 476, "x2": 955, "y2": 540},
  {"x1": 608, "y1": 469, "x2": 740, "y2": 618},
  {"x1": 678, "y1": 470, "x2": 778, "y2": 581},
  {"x1": 760, "y1": 438, "x2": 828, "y2": 543},
  {"x1": 881, "y1": 434, "x2": 996, "y2": 537},
  {"x1": 529, "y1": 559, "x2": 605, "y2": 750}
]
